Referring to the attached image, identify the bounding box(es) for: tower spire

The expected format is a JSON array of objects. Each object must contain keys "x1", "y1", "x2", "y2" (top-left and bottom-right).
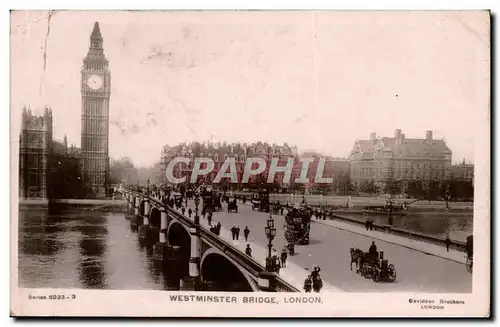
[
  {"x1": 89, "y1": 22, "x2": 103, "y2": 50},
  {"x1": 91, "y1": 22, "x2": 102, "y2": 40}
]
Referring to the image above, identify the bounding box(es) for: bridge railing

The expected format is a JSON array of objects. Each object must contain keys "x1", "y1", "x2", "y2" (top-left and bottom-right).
[{"x1": 129, "y1": 189, "x2": 299, "y2": 292}]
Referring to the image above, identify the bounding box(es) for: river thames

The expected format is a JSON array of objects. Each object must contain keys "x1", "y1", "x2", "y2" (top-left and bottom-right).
[
  {"x1": 18, "y1": 206, "x2": 179, "y2": 290},
  {"x1": 18, "y1": 203, "x2": 472, "y2": 290}
]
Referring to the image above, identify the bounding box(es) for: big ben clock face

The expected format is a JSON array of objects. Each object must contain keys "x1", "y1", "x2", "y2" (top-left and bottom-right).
[{"x1": 87, "y1": 75, "x2": 103, "y2": 90}]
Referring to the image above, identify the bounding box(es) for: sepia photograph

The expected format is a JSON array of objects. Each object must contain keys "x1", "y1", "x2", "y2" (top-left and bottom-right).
[{"x1": 9, "y1": 9, "x2": 490, "y2": 317}]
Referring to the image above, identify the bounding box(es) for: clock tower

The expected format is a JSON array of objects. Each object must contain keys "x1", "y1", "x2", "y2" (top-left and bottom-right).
[{"x1": 81, "y1": 22, "x2": 111, "y2": 198}]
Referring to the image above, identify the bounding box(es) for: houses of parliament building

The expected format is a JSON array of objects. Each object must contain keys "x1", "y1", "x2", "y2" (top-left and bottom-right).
[{"x1": 19, "y1": 22, "x2": 111, "y2": 200}]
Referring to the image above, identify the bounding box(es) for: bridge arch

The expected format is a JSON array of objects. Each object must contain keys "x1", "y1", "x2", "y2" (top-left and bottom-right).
[
  {"x1": 139, "y1": 200, "x2": 146, "y2": 216},
  {"x1": 166, "y1": 220, "x2": 191, "y2": 278},
  {"x1": 200, "y1": 248, "x2": 258, "y2": 292},
  {"x1": 150, "y1": 206, "x2": 161, "y2": 228}
]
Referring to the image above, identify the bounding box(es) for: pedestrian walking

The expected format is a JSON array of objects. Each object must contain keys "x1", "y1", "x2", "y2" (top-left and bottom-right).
[
  {"x1": 445, "y1": 235, "x2": 451, "y2": 252},
  {"x1": 245, "y1": 244, "x2": 252, "y2": 257},
  {"x1": 231, "y1": 225, "x2": 237, "y2": 240},
  {"x1": 208, "y1": 212, "x2": 213, "y2": 226},
  {"x1": 365, "y1": 220, "x2": 370, "y2": 231},
  {"x1": 181, "y1": 207, "x2": 186, "y2": 216},
  {"x1": 236, "y1": 226, "x2": 241, "y2": 240},
  {"x1": 188, "y1": 208, "x2": 192, "y2": 218},
  {"x1": 313, "y1": 277, "x2": 323, "y2": 293},
  {"x1": 243, "y1": 226, "x2": 250, "y2": 242},
  {"x1": 280, "y1": 248, "x2": 288, "y2": 268},
  {"x1": 303, "y1": 275, "x2": 312, "y2": 293}
]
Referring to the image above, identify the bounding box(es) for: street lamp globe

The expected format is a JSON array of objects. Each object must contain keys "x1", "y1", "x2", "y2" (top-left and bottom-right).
[{"x1": 267, "y1": 216, "x2": 275, "y2": 229}]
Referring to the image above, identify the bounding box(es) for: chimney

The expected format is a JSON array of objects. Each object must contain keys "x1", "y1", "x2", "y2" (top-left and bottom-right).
[
  {"x1": 400, "y1": 133, "x2": 405, "y2": 143},
  {"x1": 426, "y1": 130, "x2": 433, "y2": 142},
  {"x1": 395, "y1": 129, "x2": 402, "y2": 139},
  {"x1": 394, "y1": 129, "x2": 402, "y2": 144}
]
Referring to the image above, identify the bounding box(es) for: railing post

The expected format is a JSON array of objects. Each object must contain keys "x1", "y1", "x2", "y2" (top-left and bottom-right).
[
  {"x1": 143, "y1": 200, "x2": 150, "y2": 225},
  {"x1": 258, "y1": 271, "x2": 278, "y2": 292},
  {"x1": 130, "y1": 196, "x2": 140, "y2": 229},
  {"x1": 181, "y1": 212, "x2": 202, "y2": 291},
  {"x1": 189, "y1": 226, "x2": 201, "y2": 277},
  {"x1": 153, "y1": 206, "x2": 177, "y2": 263},
  {"x1": 139, "y1": 198, "x2": 151, "y2": 240},
  {"x1": 134, "y1": 196, "x2": 139, "y2": 216},
  {"x1": 159, "y1": 207, "x2": 167, "y2": 244}
]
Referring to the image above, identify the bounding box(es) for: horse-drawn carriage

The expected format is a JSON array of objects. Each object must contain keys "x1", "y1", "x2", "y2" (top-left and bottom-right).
[
  {"x1": 201, "y1": 190, "x2": 222, "y2": 215},
  {"x1": 270, "y1": 203, "x2": 283, "y2": 215},
  {"x1": 251, "y1": 191, "x2": 270, "y2": 212},
  {"x1": 227, "y1": 199, "x2": 238, "y2": 213},
  {"x1": 350, "y1": 248, "x2": 397, "y2": 283},
  {"x1": 284, "y1": 205, "x2": 312, "y2": 245}
]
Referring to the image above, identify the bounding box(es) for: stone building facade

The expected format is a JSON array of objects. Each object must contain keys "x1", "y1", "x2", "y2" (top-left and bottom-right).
[
  {"x1": 450, "y1": 161, "x2": 474, "y2": 183},
  {"x1": 19, "y1": 107, "x2": 52, "y2": 199},
  {"x1": 80, "y1": 22, "x2": 111, "y2": 198},
  {"x1": 161, "y1": 142, "x2": 353, "y2": 192},
  {"x1": 349, "y1": 129, "x2": 453, "y2": 192},
  {"x1": 161, "y1": 142, "x2": 300, "y2": 189}
]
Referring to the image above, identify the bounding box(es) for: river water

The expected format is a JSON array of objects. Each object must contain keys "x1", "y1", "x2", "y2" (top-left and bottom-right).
[
  {"x1": 341, "y1": 212, "x2": 473, "y2": 241},
  {"x1": 18, "y1": 206, "x2": 180, "y2": 290},
  {"x1": 18, "y1": 204, "x2": 472, "y2": 290}
]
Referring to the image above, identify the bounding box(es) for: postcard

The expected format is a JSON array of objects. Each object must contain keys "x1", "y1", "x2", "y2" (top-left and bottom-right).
[{"x1": 10, "y1": 10, "x2": 490, "y2": 317}]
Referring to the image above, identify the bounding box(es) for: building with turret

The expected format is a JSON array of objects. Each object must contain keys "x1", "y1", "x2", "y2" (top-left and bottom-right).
[
  {"x1": 18, "y1": 22, "x2": 111, "y2": 200},
  {"x1": 19, "y1": 107, "x2": 53, "y2": 199}
]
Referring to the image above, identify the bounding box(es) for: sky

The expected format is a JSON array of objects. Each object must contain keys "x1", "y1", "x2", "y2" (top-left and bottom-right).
[{"x1": 10, "y1": 11, "x2": 489, "y2": 167}]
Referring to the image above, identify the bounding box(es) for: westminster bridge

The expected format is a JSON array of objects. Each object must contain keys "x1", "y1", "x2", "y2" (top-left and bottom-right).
[{"x1": 119, "y1": 188, "x2": 298, "y2": 292}]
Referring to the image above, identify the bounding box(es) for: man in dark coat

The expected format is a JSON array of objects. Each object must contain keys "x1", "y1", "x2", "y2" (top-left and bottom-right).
[
  {"x1": 445, "y1": 236, "x2": 451, "y2": 252},
  {"x1": 231, "y1": 225, "x2": 237, "y2": 240},
  {"x1": 243, "y1": 226, "x2": 250, "y2": 242},
  {"x1": 280, "y1": 248, "x2": 288, "y2": 268},
  {"x1": 369, "y1": 241, "x2": 378, "y2": 262},
  {"x1": 245, "y1": 244, "x2": 252, "y2": 257}
]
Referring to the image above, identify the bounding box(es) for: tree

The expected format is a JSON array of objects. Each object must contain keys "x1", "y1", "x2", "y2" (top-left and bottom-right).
[
  {"x1": 384, "y1": 180, "x2": 402, "y2": 196},
  {"x1": 48, "y1": 154, "x2": 84, "y2": 199},
  {"x1": 109, "y1": 157, "x2": 139, "y2": 185},
  {"x1": 360, "y1": 180, "x2": 378, "y2": 195}
]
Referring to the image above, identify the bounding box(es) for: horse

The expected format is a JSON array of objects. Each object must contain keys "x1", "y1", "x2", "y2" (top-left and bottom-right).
[{"x1": 350, "y1": 248, "x2": 365, "y2": 272}]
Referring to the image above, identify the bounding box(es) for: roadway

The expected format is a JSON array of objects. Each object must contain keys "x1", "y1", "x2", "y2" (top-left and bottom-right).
[{"x1": 204, "y1": 201, "x2": 472, "y2": 293}]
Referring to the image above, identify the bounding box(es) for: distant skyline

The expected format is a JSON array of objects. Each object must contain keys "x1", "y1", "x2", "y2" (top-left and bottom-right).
[{"x1": 11, "y1": 11, "x2": 489, "y2": 167}]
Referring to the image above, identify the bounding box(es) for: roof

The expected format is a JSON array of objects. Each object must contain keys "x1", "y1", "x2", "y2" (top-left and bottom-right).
[
  {"x1": 353, "y1": 137, "x2": 451, "y2": 158},
  {"x1": 91, "y1": 22, "x2": 102, "y2": 39},
  {"x1": 51, "y1": 141, "x2": 67, "y2": 154}
]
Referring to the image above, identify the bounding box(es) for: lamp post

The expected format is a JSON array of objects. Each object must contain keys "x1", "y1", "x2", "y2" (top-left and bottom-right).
[
  {"x1": 264, "y1": 212, "x2": 277, "y2": 272},
  {"x1": 388, "y1": 197, "x2": 394, "y2": 225},
  {"x1": 194, "y1": 192, "x2": 200, "y2": 225},
  {"x1": 146, "y1": 178, "x2": 150, "y2": 197}
]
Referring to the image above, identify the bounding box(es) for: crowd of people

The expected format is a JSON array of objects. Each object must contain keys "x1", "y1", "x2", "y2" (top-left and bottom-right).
[{"x1": 138, "y1": 184, "x2": 325, "y2": 292}]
